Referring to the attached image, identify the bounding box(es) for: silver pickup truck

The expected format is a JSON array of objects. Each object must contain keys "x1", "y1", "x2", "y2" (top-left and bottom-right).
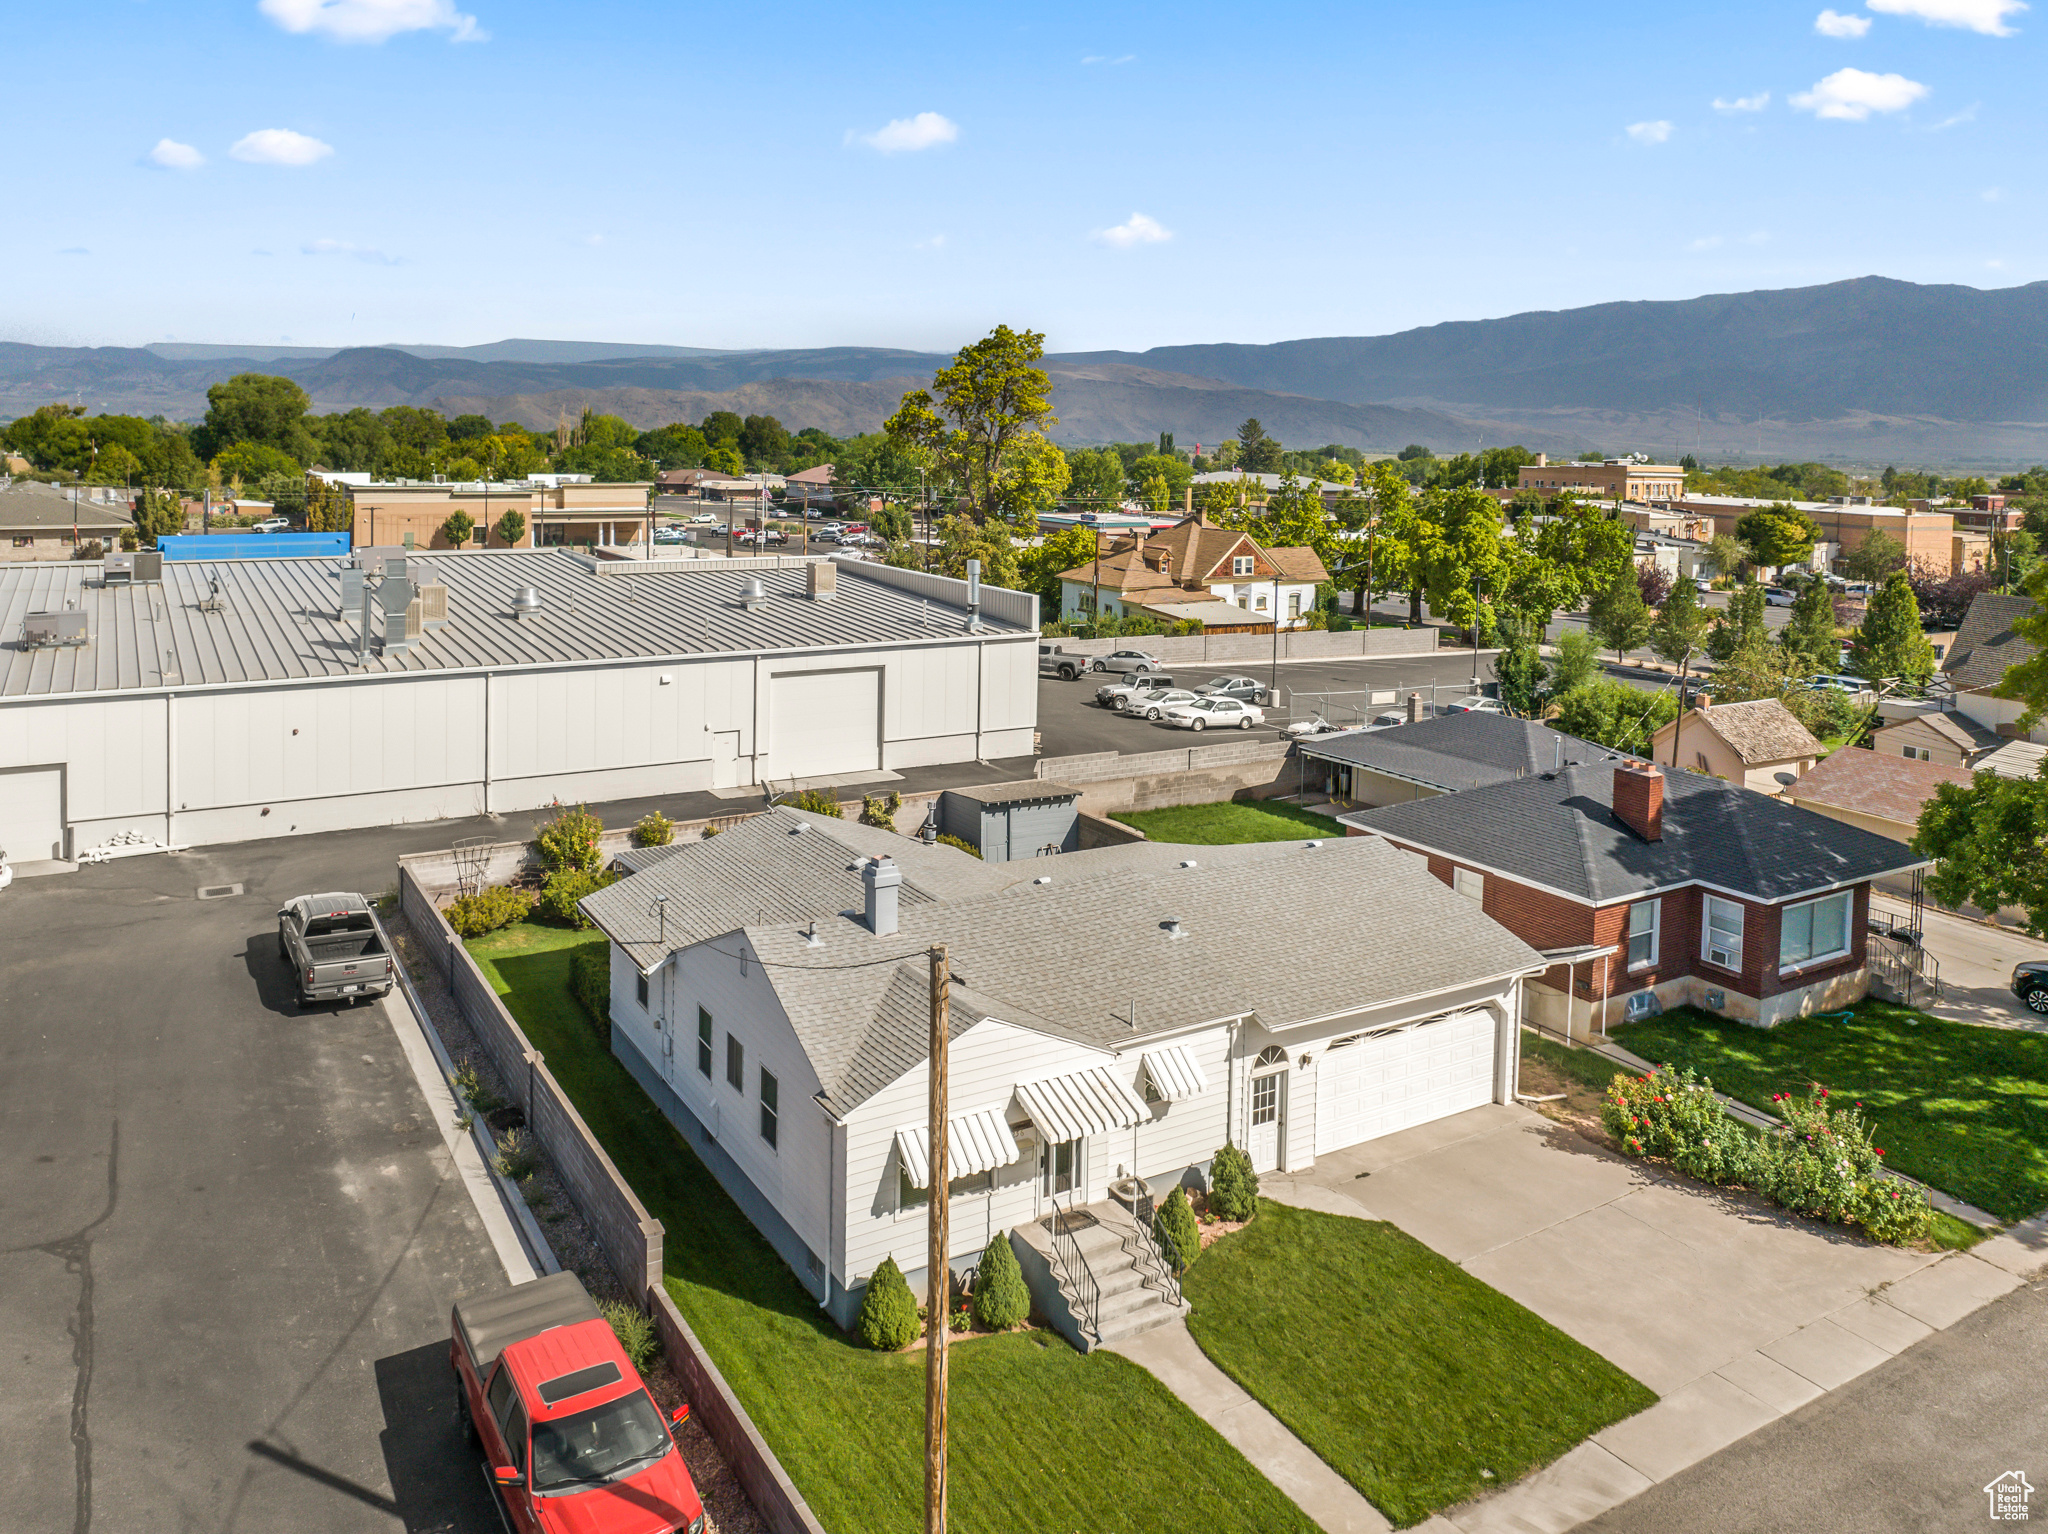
[{"x1": 278, "y1": 893, "x2": 395, "y2": 1007}]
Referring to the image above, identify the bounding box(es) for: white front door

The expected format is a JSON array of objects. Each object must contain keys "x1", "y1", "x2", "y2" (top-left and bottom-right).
[
  {"x1": 710, "y1": 731, "x2": 741, "y2": 789},
  {"x1": 1248, "y1": 1070, "x2": 1285, "y2": 1173}
]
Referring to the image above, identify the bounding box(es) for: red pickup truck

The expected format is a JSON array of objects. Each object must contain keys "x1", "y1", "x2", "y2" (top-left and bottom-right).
[{"x1": 452, "y1": 1271, "x2": 705, "y2": 1534}]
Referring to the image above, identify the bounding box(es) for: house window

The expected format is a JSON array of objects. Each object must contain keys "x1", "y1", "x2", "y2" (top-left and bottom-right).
[
  {"x1": 1903, "y1": 745, "x2": 1931, "y2": 762},
  {"x1": 759, "y1": 1069, "x2": 779, "y2": 1148},
  {"x1": 726, "y1": 1033, "x2": 744, "y2": 1092},
  {"x1": 635, "y1": 971, "x2": 649, "y2": 1009},
  {"x1": 1233, "y1": 555, "x2": 1253, "y2": 576},
  {"x1": 1695, "y1": 751, "x2": 1712, "y2": 773},
  {"x1": 1254, "y1": 591, "x2": 1268, "y2": 610},
  {"x1": 697, "y1": 1008, "x2": 713, "y2": 1078},
  {"x1": 1780, "y1": 890, "x2": 1853, "y2": 971},
  {"x1": 1702, "y1": 896, "x2": 1744, "y2": 971},
  {"x1": 1627, "y1": 900, "x2": 1660, "y2": 970},
  {"x1": 1287, "y1": 591, "x2": 1302, "y2": 619},
  {"x1": 1453, "y1": 868, "x2": 1484, "y2": 902}
]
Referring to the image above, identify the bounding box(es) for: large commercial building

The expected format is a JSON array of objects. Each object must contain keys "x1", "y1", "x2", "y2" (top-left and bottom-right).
[
  {"x1": 0, "y1": 549, "x2": 1035, "y2": 861},
  {"x1": 1516, "y1": 456, "x2": 1686, "y2": 503},
  {"x1": 345, "y1": 480, "x2": 657, "y2": 551}
]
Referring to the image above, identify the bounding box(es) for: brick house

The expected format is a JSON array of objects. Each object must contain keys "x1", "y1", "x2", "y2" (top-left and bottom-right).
[{"x1": 1340, "y1": 759, "x2": 1928, "y2": 1030}]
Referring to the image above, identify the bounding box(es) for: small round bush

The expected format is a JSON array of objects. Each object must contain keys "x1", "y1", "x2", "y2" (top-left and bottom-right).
[
  {"x1": 971, "y1": 1234, "x2": 1030, "y2": 1331},
  {"x1": 789, "y1": 788, "x2": 844, "y2": 818},
  {"x1": 633, "y1": 811, "x2": 675, "y2": 848},
  {"x1": 533, "y1": 805, "x2": 604, "y2": 872},
  {"x1": 535, "y1": 866, "x2": 617, "y2": 927},
  {"x1": 447, "y1": 884, "x2": 533, "y2": 937},
  {"x1": 600, "y1": 1299, "x2": 660, "y2": 1374},
  {"x1": 1154, "y1": 1185, "x2": 1200, "y2": 1273},
  {"x1": 1207, "y1": 1142, "x2": 1259, "y2": 1223},
  {"x1": 857, "y1": 1256, "x2": 920, "y2": 1350},
  {"x1": 935, "y1": 833, "x2": 982, "y2": 859}
]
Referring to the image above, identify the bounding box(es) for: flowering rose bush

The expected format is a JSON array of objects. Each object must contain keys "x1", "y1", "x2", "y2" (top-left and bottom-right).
[{"x1": 1602, "y1": 1068, "x2": 1930, "y2": 1246}]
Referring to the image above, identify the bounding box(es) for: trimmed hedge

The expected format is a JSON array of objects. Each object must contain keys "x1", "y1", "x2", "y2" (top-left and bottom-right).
[
  {"x1": 936, "y1": 833, "x2": 982, "y2": 859},
  {"x1": 570, "y1": 948, "x2": 611, "y2": 1045},
  {"x1": 446, "y1": 884, "x2": 533, "y2": 937}
]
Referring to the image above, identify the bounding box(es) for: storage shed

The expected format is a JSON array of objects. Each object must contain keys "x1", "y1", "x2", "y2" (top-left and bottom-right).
[{"x1": 938, "y1": 781, "x2": 1081, "y2": 862}]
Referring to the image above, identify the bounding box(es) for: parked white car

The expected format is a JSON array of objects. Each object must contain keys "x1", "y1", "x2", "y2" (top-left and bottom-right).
[
  {"x1": 250, "y1": 517, "x2": 291, "y2": 534},
  {"x1": 1441, "y1": 695, "x2": 1502, "y2": 715},
  {"x1": 1130, "y1": 688, "x2": 1201, "y2": 721},
  {"x1": 1161, "y1": 697, "x2": 1266, "y2": 731},
  {"x1": 688, "y1": 511, "x2": 719, "y2": 524},
  {"x1": 1764, "y1": 586, "x2": 1799, "y2": 607}
]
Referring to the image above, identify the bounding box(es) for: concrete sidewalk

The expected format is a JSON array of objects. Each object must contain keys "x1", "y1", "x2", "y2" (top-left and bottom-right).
[{"x1": 1109, "y1": 1320, "x2": 1391, "y2": 1534}]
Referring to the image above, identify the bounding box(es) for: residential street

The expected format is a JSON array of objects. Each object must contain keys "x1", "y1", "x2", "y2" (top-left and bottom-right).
[
  {"x1": 1579, "y1": 1279, "x2": 2048, "y2": 1534},
  {"x1": 1871, "y1": 889, "x2": 2048, "y2": 1031}
]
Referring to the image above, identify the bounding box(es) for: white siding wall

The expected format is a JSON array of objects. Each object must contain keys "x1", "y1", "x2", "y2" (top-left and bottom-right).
[
  {"x1": 1121, "y1": 1027, "x2": 1235, "y2": 1184},
  {"x1": 0, "y1": 694, "x2": 167, "y2": 849}
]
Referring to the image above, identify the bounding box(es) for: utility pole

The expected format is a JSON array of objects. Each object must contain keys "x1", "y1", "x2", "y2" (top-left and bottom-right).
[{"x1": 924, "y1": 943, "x2": 950, "y2": 1534}]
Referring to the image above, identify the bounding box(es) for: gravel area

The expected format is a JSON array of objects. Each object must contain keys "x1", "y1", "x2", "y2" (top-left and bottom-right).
[{"x1": 387, "y1": 910, "x2": 765, "y2": 1534}]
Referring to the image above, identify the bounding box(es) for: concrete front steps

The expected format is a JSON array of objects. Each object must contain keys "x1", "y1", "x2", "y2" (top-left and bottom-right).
[{"x1": 1011, "y1": 1199, "x2": 1189, "y2": 1351}]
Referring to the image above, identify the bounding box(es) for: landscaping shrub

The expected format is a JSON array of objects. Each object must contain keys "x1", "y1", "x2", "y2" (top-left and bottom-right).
[
  {"x1": 600, "y1": 1299, "x2": 660, "y2": 1374},
  {"x1": 570, "y1": 948, "x2": 611, "y2": 1044},
  {"x1": 1327, "y1": 615, "x2": 1354, "y2": 632},
  {"x1": 857, "y1": 1256, "x2": 919, "y2": 1350},
  {"x1": 936, "y1": 833, "x2": 982, "y2": 859},
  {"x1": 535, "y1": 866, "x2": 618, "y2": 928},
  {"x1": 633, "y1": 811, "x2": 674, "y2": 848},
  {"x1": 452, "y1": 1057, "x2": 504, "y2": 1114},
  {"x1": 860, "y1": 792, "x2": 902, "y2": 832},
  {"x1": 1154, "y1": 1185, "x2": 1201, "y2": 1273},
  {"x1": 446, "y1": 884, "x2": 533, "y2": 937},
  {"x1": 1603, "y1": 1066, "x2": 1931, "y2": 1245},
  {"x1": 533, "y1": 805, "x2": 604, "y2": 872},
  {"x1": 1208, "y1": 1143, "x2": 1259, "y2": 1223},
  {"x1": 492, "y1": 1128, "x2": 542, "y2": 1182},
  {"x1": 789, "y1": 788, "x2": 844, "y2": 818},
  {"x1": 971, "y1": 1234, "x2": 1030, "y2": 1331}
]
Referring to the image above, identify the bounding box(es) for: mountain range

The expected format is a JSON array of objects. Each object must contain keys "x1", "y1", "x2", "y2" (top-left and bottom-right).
[{"x1": 7, "y1": 277, "x2": 2046, "y2": 465}]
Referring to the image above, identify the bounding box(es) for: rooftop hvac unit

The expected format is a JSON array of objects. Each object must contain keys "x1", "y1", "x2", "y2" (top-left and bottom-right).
[
  {"x1": 739, "y1": 577, "x2": 767, "y2": 611},
  {"x1": 417, "y1": 581, "x2": 449, "y2": 627},
  {"x1": 381, "y1": 576, "x2": 415, "y2": 652},
  {"x1": 23, "y1": 610, "x2": 88, "y2": 649},
  {"x1": 340, "y1": 564, "x2": 365, "y2": 619},
  {"x1": 103, "y1": 551, "x2": 136, "y2": 586},
  {"x1": 510, "y1": 586, "x2": 543, "y2": 620},
  {"x1": 134, "y1": 551, "x2": 163, "y2": 583}
]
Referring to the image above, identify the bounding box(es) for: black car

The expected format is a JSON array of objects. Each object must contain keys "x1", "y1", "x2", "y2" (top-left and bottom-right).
[{"x1": 2012, "y1": 961, "x2": 2048, "y2": 1015}]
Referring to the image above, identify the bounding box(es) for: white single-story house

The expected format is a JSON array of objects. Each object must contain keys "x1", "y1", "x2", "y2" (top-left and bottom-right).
[
  {"x1": 1054, "y1": 511, "x2": 1329, "y2": 632},
  {"x1": 580, "y1": 806, "x2": 1546, "y2": 1340}
]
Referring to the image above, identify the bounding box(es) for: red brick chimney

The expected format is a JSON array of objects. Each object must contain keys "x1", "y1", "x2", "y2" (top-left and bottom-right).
[{"x1": 1612, "y1": 760, "x2": 1664, "y2": 842}]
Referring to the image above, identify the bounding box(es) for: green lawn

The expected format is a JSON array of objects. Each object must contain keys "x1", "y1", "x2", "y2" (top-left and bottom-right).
[
  {"x1": 1521, "y1": 1032, "x2": 1630, "y2": 1093},
  {"x1": 1184, "y1": 1202, "x2": 1655, "y2": 1528},
  {"x1": 1111, "y1": 799, "x2": 1346, "y2": 844},
  {"x1": 466, "y1": 921, "x2": 1318, "y2": 1534},
  {"x1": 1615, "y1": 1002, "x2": 2048, "y2": 1223}
]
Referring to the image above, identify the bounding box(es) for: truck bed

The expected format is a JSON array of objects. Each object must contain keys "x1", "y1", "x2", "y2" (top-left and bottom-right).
[{"x1": 453, "y1": 1270, "x2": 605, "y2": 1374}]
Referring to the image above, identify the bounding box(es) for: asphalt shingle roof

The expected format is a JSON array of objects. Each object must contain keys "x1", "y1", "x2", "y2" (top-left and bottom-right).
[
  {"x1": 1344, "y1": 761, "x2": 1925, "y2": 904},
  {"x1": 1786, "y1": 749, "x2": 1974, "y2": 828},
  {"x1": 1681, "y1": 699, "x2": 1821, "y2": 766},
  {"x1": 1944, "y1": 592, "x2": 2039, "y2": 692},
  {"x1": 1300, "y1": 713, "x2": 1604, "y2": 792}
]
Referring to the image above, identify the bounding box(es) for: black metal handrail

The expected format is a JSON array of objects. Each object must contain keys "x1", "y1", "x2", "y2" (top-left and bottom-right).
[
  {"x1": 1045, "y1": 1191, "x2": 1100, "y2": 1344},
  {"x1": 1126, "y1": 1183, "x2": 1184, "y2": 1310}
]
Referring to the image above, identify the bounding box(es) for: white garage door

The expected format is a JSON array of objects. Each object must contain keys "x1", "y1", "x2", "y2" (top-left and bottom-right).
[
  {"x1": 0, "y1": 766, "x2": 65, "y2": 863},
  {"x1": 767, "y1": 669, "x2": 881, "y2": 781},
  {"x1": 1314, "y1": 1008, "x2": 1497, "y2": 1155}
]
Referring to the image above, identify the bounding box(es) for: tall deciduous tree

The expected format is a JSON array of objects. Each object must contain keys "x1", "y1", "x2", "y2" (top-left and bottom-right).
[
  {"x1": 1501, "y1": 495, "x2": 1636, "y2": 629},
  {"x1": 1588, "y1": 566, "x2": 1653, "y2": 663},
  {"x1": 1995, "y1": 561, "x2": 2048, "y2": 727},
  {"x1": 884, "y1": 325, "x2": 1058, "y2": 525},
  {"x1": 197, "y1": 373, "x2": 314, "y2": 462},
  {"x1": 1848, "y1": 571, "x2": 1936, "y2": 686},
  {"x1": 1650, "y1": 577, "x2": 1713, "y2": 766},
  {"x1": 1844, "y1": 530, "x2": 1908, "y2": 584},
  {"x1": 1704, "y1": 532, "x2": 1751, "y2": 580},
  {"x1": 1915, "y1": 773, "x2": 2048, "y2": 938},
  {"x1": 1735, "y1": 503, "x2": 1822, "y2": 570},
  {"x1": 1063, "y1": 447, "x2": 1125, "y2": 510}
]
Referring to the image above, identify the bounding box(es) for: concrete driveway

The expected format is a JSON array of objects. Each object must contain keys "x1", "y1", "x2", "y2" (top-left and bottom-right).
[
  {"x1": 1274, "y1": 1103, "x2": 1940, "y2": 1399},
  {"x1": 1870, "y1": 890, "x2": 2048, "y2": 1032}
]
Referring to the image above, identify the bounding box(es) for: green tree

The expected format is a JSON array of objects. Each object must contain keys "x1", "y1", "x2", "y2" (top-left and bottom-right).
[
  {"x1": 970, "y1": 1233, "x2": 1030, "y2": 1331},
  {"x1": 1207, "y1": 1143, "x2": 1259, "y2": 1222},
  {"x1": 1703, "y1": 533, "x2": 1751, "y2": 581},
  {"x1": 1706, "y1": 580, "x2": 1768, "y2": 663},
  {"x1": 883, "y1": 325, "x2": 1058, "y2": 524},
  {"x1": 855, "y1": 1255, "x2": 919, "y2": 1350},
  {"x1": 1236, "y1": 418, "x2": 1282, "y2": 474},
  {"x1": 1153, "y1": 1185, "x2": 1201, "y2": 1273},
  {"x1": 1914, "y1": 773, "x2": 2048, "y2": 938},
  {"x1": 448, "y1": 413, "x2": 494, "y2": 441},
  {"x1": 133, "y1": 487, "x2": 185, "y2": 545},
  {"x1": 1779, "y1": 578, "x2": 1840, "y2": 675},
  {"x1": 1018, "y1": 525, "x2": 1101, "y2": 614},
  {"x1": 1127, "y1": 451, "x2": 1193, "y2": 507},
  {"x1": 1549, "y1": 679, "x2": 1679, "y2": 755},
  {"x1": 704, "y1": 444, "x2": 744, "y2": 476},
  {"x1": 698, "y1": 410, "x2": 744, "y2": 446},
  {"x1": 211, "y1": 441, "x2": 301, "y2": 484},
  {"x1": 1550, "y1": 628, "x2": 1601, "y2": 696},
  {"x1": 1995, "y1": 560, "x2": 2048, "y2": 726},
  {"x1": 440, "y1": 510, "x2": 476, "y2": 547},
  {"x1": 1734, "y1": 504, "x2": 1822, "y2": 570},
  {"x1": 739, "y1": 413, "x2": 791, "y2": 467},
  {"x1": 1587, "y1": 566, "x2": 1653, "y2": 662},
  {"x1": 1844, "y1": 530, "x2": 1908, "y2": 584},
  {"x1": 1064, "y1": 447, "x2": 1126, "y2": 510},
  {"x1": 1502, "y1": 495, "x2": 1635, "y2": 629},
  {"x1": 1709, "y1": 635, "x2": 1797, "y2": 705},
  {"x1": 197, "y1": 373, "x2": 314, "y2": 462},
  {"x1": 492, "y1": 508, "x2": 527, "y2": 547},
  {"x1": 637, "y1": 422, "x2": 710, "y2": 470},
  {"x1": 1411, "y1": 484, "x2": 1511, "y2": 630},
  {"x1": 1847, "y1": 571, "x2": 1936, "y2": 686},
  {"x1": 1493, "y1": 616, "x2": 1549, "y2": 716},
  {"x1": 983, "y1": 431, "x2": 1072, "y2": 533},
  {"x1": 932, "y1": 514, "x2": 1020, "y2": 590},
  {"x1": 1649, "y1": 577, "x2": 1712, "y2": 763},
  {"x1": 304, "y1": 476, "x2": 354, "y2": 533}
]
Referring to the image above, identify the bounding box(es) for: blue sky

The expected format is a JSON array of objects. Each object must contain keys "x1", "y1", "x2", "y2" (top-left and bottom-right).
[{"x1": 4, "y1": 0, "x2": 2040, "y2": 353}]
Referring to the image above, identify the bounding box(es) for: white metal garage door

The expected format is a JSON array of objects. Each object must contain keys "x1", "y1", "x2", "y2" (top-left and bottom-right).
[
  {"x1": 767, "y1": 669, "x2": 881, "y2": 781},
  {"x1": 1313, "y1": 1008, "x2": 1496, "y2": 1155},
  {"x1": 0, "y1": 766, "x2": 65, "y2": 863}
]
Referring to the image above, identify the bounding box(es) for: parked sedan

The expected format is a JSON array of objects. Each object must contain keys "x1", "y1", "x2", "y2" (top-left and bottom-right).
[
  {"x1": 2012, "y1": 960, "x2": 2048, "y2": 1015},
  {"x1": 1131, "y1": 688, "x2": 1200, "y2": 721},
  {"x1": 1764, "y1": 586, "x2": 1799, "y2": 607},
  {"x1": 1089, "y1": 649, "x2": 1164, "y2": 675},
  {"x1": 688, "y1": 511, "x2": 719, "y2": 524},
  {"x1": 1096, "y1": 675, "x2": 1179, "y2": 710},
  {"x1": 1441, "y1": 694, "x2": 1503, "y2": 715},
  {"x1": 1161, "y1": 697, "x2": 1265, "y2": 732},
  {"x1": 1196, "y1": 674, "x2": 1270, "y2": 705}
]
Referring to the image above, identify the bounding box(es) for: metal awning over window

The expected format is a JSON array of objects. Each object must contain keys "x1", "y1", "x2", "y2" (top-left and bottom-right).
[
  {"x1": 1139, "y1": 1044, "x2": 1208, "y2": 1103},
  {"x1": 893, "y1": 1106, "x2": 1020, "y2": 1189},
  {"x1": 1015, "y1": 1066, "x2": 1150, "y2": 1143}
]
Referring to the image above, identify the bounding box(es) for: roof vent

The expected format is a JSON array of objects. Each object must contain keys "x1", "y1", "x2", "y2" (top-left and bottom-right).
[
  {"x1": 1033, "y1": 875, "x2": 1053, "y2": 885},
  {"x1": 1304, "y1": 840, "x2": 1322, "y2": 849},
  {"x1": 1179, "y1": 859, "x2": 1198, "y2": 869},
  {"x1": 510, "y1": 586, "x2": 543, "y2": 620},
  {"x1": 1161, "y1": 918, "x2": 1186, "y2": 938},
  {"x1": 739, "y1": 577, "x2": 767, "y2": 611}
]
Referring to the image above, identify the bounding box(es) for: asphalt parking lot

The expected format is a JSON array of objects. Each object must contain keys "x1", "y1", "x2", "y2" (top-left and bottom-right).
[
  {"x1": 1034, "y1": 649, "x2": 1502, "y2": 759},
  {"x1": 0, "y1": 828, "x2": 529, "y2": 1534}
]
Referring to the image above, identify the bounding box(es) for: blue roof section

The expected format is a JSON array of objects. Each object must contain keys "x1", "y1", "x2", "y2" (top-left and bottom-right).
[{"x1": 157, "y1": 533, "x2": 352, "y2": 560}]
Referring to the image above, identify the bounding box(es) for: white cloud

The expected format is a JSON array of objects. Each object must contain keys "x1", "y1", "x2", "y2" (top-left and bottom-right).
[
  {"x1": 1094, "y1": 212, "x2": 1172, "y2": 248},
  {"x1": 301, "y1": 237, "x2": 399, "y2": 264},
  {"x1": 1790, "y1": 67, "x2": 1928, "y2": 119},
  {"x1": 1929, "y1": 103, "x2": 1980, "y2": 128},
  {"x1": 231, "y1": 128, "x2": 335, "y2": 165},
  {"x1": 1626, "y1": 119, "x2": 1673, "y2": 144},
  {"x1": 1814, "y1": 9, "x2": 1874, "y2": 35},
  {"x1": 1712, "y1": 91, "x2": 1770, "y2": 111},
  {"x1": 148, "y1": 138, "x2": 206, "y2": 170},
  {"x1": 854, "y1": 112, "x2": 959, "y2": 153},
  {"x1": 258, "y1": 0, "x2": 485, "y2": 43},
  {"x1": 1868, "y1": 0, "x2": 2026, "y2": 33}
]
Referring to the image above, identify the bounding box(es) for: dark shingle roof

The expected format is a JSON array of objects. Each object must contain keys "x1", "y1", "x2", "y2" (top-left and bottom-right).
[
  {"x1": 1300, "y1": 713, "x2": 1603, "y2": 792},
  {"x1": 1944, "y1": 592, "x2": 2039, "y2": 692},
  {"x1": 1343, "y1": 761, "x2": 1925, "y2": 903}
]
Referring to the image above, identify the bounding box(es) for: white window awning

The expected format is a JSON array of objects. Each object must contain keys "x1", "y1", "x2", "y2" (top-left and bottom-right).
[
  {"x1": 1139, "y1": 1044, "x2": 1208, "y2": 1103},
  {"x1": 1015, "y1": 1065, "x2": 1151, "y2": 1143},
  {"x1": 893, "y1": 1106, "x2": 1021, "y2": 1189}
]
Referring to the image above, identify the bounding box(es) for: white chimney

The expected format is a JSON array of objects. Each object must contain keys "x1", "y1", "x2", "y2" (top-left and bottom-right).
[{"x1": 862, "y1": 856, "x2": 901, "y2": 936}]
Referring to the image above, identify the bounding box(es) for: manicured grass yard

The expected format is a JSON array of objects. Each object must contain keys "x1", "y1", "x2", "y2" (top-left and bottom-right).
[
  {"x1": 1521, "y1": 1032, "x2": 1629, "y2": 1093},
  {"x1": 1616, "y1": 1002, "x2": 2048, "y2": 1223},
  {"x1": 467, "y1": 921, "x2": 1318, "y2": 1534},
  {"x1": 1184, "y1": 1201, "x2": 1656, "y2": 1528},
  {"x1": 1111, "y1": 799, "x2": 1346, "y2": 844}
]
